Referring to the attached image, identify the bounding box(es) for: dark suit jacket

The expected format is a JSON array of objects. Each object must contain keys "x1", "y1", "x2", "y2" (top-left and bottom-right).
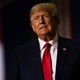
[{"x1": 7, "y1": 36, "x2": 80, "y2": 80}]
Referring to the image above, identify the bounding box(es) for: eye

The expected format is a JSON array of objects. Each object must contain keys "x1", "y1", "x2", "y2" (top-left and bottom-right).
[
  {"x1": 43, "y1": 14, "x2": 50, "y2": 18},
  {"x1": 33, "y1": 17, "x2": 39, "y2": 21}
]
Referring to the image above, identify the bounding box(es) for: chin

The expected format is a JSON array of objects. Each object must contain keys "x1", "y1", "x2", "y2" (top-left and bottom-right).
[{"x1": 41, "y1": 30, "x2": 50, "y2": 34}]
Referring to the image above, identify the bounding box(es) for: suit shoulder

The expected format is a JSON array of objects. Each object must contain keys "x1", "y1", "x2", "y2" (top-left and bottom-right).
[
  {"x1": 59, "y1": 36, "x2": 80, "y2": 48},
  {"x1": 13, "y1": 39, "x2": 38, "y2": 53}
]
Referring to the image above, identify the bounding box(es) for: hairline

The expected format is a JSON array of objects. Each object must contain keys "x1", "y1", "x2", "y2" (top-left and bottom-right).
[{"x1": 30, "y1": 2, "x2": 58, "y2": 19}]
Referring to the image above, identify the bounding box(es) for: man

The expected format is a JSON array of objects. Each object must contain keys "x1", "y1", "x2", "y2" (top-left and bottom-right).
[{"x1": 7, "y1": 2, "x2": 80, "y2": 80}]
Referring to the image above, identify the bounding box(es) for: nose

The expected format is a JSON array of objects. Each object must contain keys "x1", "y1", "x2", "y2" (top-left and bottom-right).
[{"x1": 39, "y1": 16, "x2": 45, "y2": 24}]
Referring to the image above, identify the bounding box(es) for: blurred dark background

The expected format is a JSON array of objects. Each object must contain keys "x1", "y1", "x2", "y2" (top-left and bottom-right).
[
  {"x1": 2, "y1": 0, "x2": 50, "y2": 73},
  {"x1": 0, "y1": 0, "x2": 80, "y2": 76}
]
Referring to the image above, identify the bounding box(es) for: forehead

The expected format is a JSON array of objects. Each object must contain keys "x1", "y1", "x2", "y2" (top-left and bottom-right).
[{"x1": 31, "y1": 10, "x2": 49, "y2": 17}]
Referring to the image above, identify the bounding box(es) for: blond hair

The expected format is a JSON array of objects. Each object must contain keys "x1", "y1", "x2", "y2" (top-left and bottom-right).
[{"x1": 30, "y1": 2, "x2": 58, "y2": 18}]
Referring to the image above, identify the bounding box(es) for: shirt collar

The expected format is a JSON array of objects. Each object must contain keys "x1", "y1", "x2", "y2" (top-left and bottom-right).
[{"x1": 38, "y1": 34, "x2": 58, "y2": 50}]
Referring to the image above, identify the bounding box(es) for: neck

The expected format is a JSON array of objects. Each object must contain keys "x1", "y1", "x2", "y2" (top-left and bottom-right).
[{"x1": 38, "y1": 33, "x2": 56, "y2": 42}]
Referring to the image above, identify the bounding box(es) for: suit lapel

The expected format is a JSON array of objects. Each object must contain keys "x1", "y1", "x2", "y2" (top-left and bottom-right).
[
  {"x1": 55, "y1": 36, "x2": 70, "y2": 80},
  {"x1": 28, "y1": 37, "x2": 70, "y2": 80},
  {"x1": 30, "y1": 39, "x2": 44, "y2": 80}
]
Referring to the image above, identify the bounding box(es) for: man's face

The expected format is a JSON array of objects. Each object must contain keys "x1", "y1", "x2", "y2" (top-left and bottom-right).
[{"x1": 31, "y1": 11, "x2": 58, "y2": 37}]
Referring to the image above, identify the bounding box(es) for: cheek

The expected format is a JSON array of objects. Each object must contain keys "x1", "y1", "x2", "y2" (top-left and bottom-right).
[
  {"x1": 31, "y1": 21, "x2": 38, "y2": 28},
  {"x1": 32, "y1": 24, "x2": 39, "y2": 33},
  {"x1": 47, "y1": 21, "x2": 57, "y2": 30},
  {"x1": 31, "y1": 24, "x2": 36, "y2": 32},
  {"x1": 46, "y1": 19, "x2": 53, "y2": 25},
  {"x1": 47, "y1": 21, "x2": 53, "y2": 28}
]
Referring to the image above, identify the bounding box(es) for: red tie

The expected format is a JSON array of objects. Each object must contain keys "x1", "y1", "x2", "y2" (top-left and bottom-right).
[{"x1": 42, "y1": 43, "x2": 52, "y2": 80}]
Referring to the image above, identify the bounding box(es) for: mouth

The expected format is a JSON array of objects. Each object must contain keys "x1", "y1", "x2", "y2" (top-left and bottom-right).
[{"x1": 40, "y1": 26, "x2": 47, "y2": 29}]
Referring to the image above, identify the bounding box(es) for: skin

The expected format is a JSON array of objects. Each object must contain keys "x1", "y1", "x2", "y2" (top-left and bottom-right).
[{"x1": 30, "y1": 10, "x2": 59, "y2": 42}]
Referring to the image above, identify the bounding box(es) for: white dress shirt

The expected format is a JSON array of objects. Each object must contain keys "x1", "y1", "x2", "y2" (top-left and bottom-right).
[{"x1": 38, "y1": 34, "x2": 58, "y2": 80}]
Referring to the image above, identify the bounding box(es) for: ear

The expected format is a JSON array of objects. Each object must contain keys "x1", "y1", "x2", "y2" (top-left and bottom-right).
[
  {"x1": 55, "y1": 17, "x2": 60, "y2": 29},
  {"x1": 55, "y1": 16, "x2": 60, "y2": 24}
]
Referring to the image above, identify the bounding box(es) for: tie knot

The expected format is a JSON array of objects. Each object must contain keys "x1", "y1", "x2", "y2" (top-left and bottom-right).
[{"x1": 44, "y1": 43, "x2": 51, "y2": 49}]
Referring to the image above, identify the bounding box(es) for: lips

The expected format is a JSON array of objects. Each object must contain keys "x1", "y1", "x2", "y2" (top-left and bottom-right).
[{"x1": 39, "y1": 25, "x2": 47, "y2": 29}]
